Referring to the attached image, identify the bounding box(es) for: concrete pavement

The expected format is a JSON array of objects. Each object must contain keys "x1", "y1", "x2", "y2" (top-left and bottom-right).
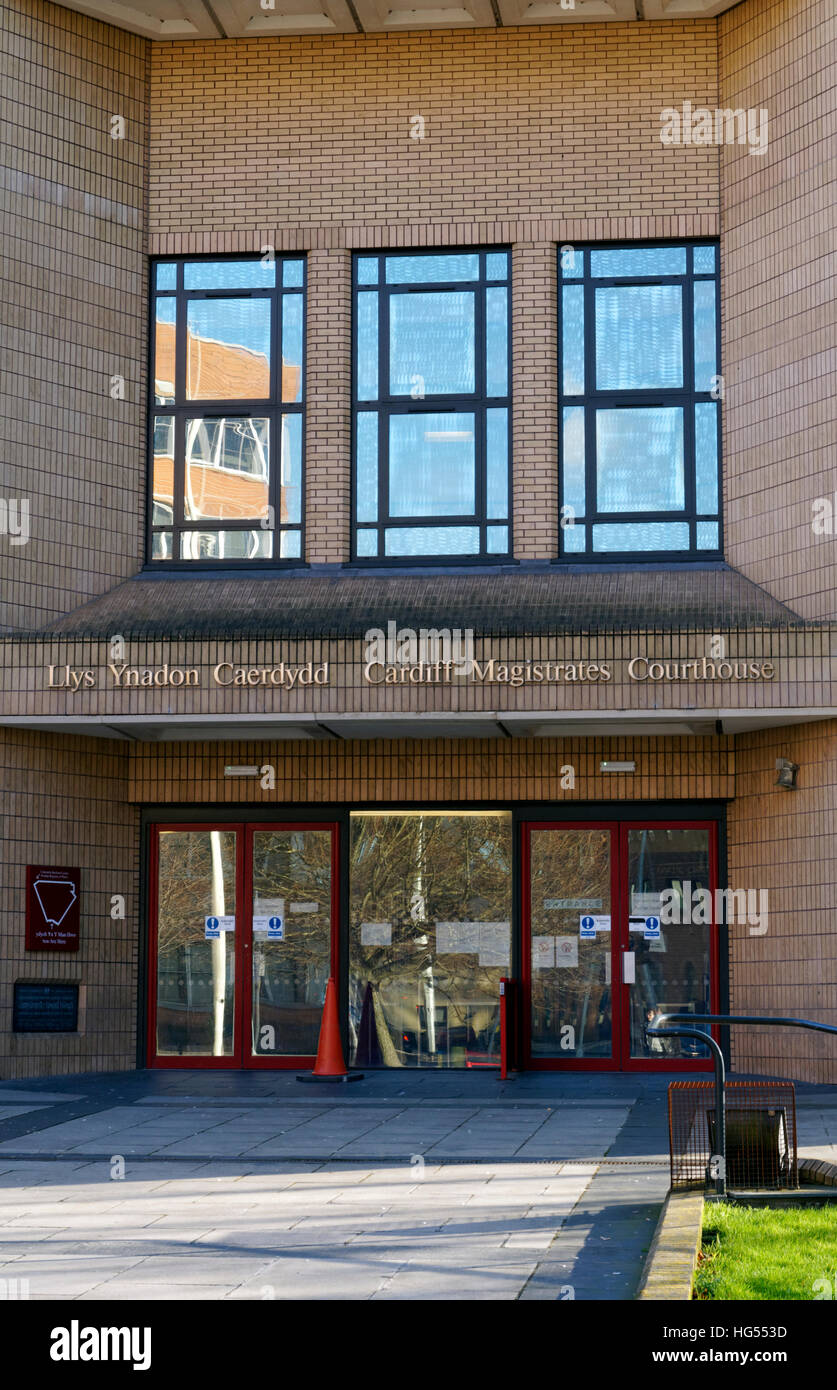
[{"x1": 0, "y1": 1069, "x2": 832, "y2": 1300}]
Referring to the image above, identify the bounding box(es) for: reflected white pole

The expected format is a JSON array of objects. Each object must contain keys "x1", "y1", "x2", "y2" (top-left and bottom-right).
[{"x1": 209, "y1": 830, "x2": 227, "y2": 1057}]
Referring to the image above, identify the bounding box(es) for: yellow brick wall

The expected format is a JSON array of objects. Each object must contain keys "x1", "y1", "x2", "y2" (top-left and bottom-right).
[
  {"x1": 727, "y1": 717, "x2": 837, "y2": 1084},
  {"x1": 720, "y1": 0, "x2": 837, "y2": 619},
  {"x1": 0, "y1": 0, "x2": 149, "y2": 631},
  {"x1": 148, "y1": 24, "x2": 720, "y2": 240},
  {"x1": 0, "y1": 729, "x2": 138, "y2": 1078}
]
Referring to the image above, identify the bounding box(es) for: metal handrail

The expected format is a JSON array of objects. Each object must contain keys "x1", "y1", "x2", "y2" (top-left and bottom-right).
[{"x1": 646, "y1": 1011, "x2": 837, "y2": 1198}]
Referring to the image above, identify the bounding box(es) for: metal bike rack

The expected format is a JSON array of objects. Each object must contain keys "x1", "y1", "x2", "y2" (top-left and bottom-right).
[{"x1": 646, "y1": 1013, "x2": 837, "y2": 1197}]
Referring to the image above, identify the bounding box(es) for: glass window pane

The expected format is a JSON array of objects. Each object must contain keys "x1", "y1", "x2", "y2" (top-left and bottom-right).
[
  {"x1": 154, "y1": 297, "x2": 176, "y2": 405},
  {"x1": 562, "y1": 284, "x2": 584, "y2": 395},
  {"x1": 384, "y1": 526, "x2": 480, "y2": 556},
  {"x1": 356, "y1": 411, "x2": 378, "y2": 523},
  {"x1": 179, "y1": 528, "x2": 273, "y2": 560},
  {"x1": 356, "y1": 291, "x2": 378, "y2": 401},
  {"x1": 186, "y1": 299, "x2": 271, "y2": 400},
  {"x1": 250, "y1": 828, "x2": 333, "y2": 1057},
  {"x1": 280, "y1": 413, "x2": 302, "y2": 524},
  {"x1": 485, "y1": 287, "x2": 508, "y2": 397},
  {"x1": 151, "y1": 531, "x2": 172, "y2": 560},
  {"x1": 152, "y1": 415, "x2": 174, "y2": 526},
  {"x1": 592, "y1": 521, "x2": 690, "y2": 552},
  {"x1": 281, "y1": 293, "x2": 303, "y2": 401},
  {"x1": 529, "y1": 828, "x2": 612, "y2": 1058},
  {"x1": 357, "y1": 257, "x2": 379, "y2": 285},
  {"x1": 389, "y1": 291, "x2": 475, "y2": 396},
  {"x1": 693, "y1": 279, "x2": 717, "y2": 391},
  {"x1": 626, "y1": 828, "x2": 711, "y2": 1059},
  {"x1": 184, "y1": 259, "x2": 275, "y2": 289},
  {"x1": 693, "y1": 245, "x2": 716, "y2": 274},
  {"x1": 562, "y1": 406, "x2": 585, "y2": 518},
  {"x1": 596, "y1": 408, "x2": 684, "y2": 511},
  {"x1": 385, "y1": 253, "x2": 480, "y2": 284},
  {"x1": 485, "y1": 252, "x2": 508, "y2": 280},
  {"x1": 282, "y1": 259, "x2": 304, "y2": 288},
  {"x1": 590, "y1": 247, "x2": 687, "y2": 278},
  {"x1": 155, "y1": 829, "x2": 237, "y2": 1057},
  {"x1": 486, "y1": 524, "x2": 508, "y2": 553},
  {"x1": 184, "y1": 417, "x2": 270, "y2": 521},
  {"x1": 388, "y1": 413, "x2": 475, "y2": 517},
  {"x1": 155, "y1": 263, "x2": 177, "y2": 291},
  {"x1": 695, "y1": 402, "x2": 719, "y2": 514},
  {"x1": 348, "y1": 811, "x2": 512, "y2": 1068},
  {"x1": 280, "y1": 529, "x2": 301, "y2": 559},
  {"x1": 562, "y1": 521, "x2": 585, "y2": 552},
  {"x1": 486, "y1": 408, "x2": 508, "y2": 520},
  {"x1": 595, "y1": 285, "x2": 683, "y2": 390},
  {"x1": 356, "y1": 528, "x2": 378, "y2": 557},
  {"x1": 697, "y1": 521, "x2": 719, "y2": 550}
]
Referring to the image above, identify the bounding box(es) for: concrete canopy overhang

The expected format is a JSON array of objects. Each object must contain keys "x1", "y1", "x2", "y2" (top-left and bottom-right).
[
  {"x1": 1, "y1": 709, "x2": 835, "y2": 742},
  {"x1": 48, "y1": 0, "x2": 743, "y2": 42}
]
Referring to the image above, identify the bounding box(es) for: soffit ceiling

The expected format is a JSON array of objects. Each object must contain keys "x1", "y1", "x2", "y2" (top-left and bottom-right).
[{"x1": 53, "y1": 0, "x2": 742, "y2": 41}]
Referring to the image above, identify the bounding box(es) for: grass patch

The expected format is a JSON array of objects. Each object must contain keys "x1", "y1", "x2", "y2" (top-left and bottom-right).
[{"x1": 695, "y1": 1203, "x2": 837, "y2": 1300}]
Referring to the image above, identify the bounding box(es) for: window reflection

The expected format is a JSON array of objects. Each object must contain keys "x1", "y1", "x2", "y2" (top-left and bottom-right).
[
  {"x1": 184, "y1": 417, "x2": 270, "y2": 522},
  {"x1": 150, "y1": 256, "x2": 304, "y2": 563},
  {"x1": 155, "y1": 830, "x2": 237, "y2": 1057},
  {"x1": 348, "y1": 812, "x2": 512, "y2": 1069}
]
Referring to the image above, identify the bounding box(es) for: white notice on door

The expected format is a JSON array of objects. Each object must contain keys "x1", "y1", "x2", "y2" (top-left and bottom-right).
[
  {"x1": 253, "y1": 899, "x2": 284, "y2": 932},
  {"x1": 532, "y1": 936, "x2": 555, "y2": 969},
  {"x1": 436, "y1": 922, "x2": 480, "y2": 954},
  {"x1": 478, "y1": 922, "x2": 510, "y2": 967},
  {"x1": 555, "y1": 936, "x2": 579, "y2": 969},
  {"x1": 361, "y1": 922, "x2": 391, "y2": 946},
  {"x1": 579, "y1": 914, "x2": 610, "y2": 935}
]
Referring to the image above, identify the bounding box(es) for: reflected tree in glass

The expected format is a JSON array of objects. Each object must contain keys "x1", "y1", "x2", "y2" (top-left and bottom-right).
[{"x1": 349, "y1": 813, "x2": 512, "y2": 1068}]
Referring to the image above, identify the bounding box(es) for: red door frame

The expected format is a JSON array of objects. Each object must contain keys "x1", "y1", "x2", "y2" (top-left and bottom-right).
[
  {"x1": 147, "y1": 821, "x2": 340, "y2": 1070},
  {"x1": 521, "y1": 820, "x2": 622, "y2": 1072},
  {"x1": 521, "y1": 819, "x2": 720, "y2": 1073},
  {"x1": 243, "y1": 822, "x2": 340, "y2": 1071}
]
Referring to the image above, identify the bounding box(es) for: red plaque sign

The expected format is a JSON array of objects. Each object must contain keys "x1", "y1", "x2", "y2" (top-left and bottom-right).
[{"x1": 26, "y1": 866, "x2": 81, "y2": 951}]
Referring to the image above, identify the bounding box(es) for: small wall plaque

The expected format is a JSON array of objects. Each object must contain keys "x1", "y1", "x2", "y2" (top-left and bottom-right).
[{"x1": 26, "y1": 866, "x2": 81, "y2": 951}]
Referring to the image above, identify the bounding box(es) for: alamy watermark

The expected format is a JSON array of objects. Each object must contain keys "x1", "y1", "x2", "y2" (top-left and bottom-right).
[
  {"x1": 660, "y1": 101, "x2": 768, "y2": 157},
  {"x1": 364, "y1": 621, "x2": 474, "y2": 678},
  {"x1": 660, "y1": 881, "x2": 768, "y2": 936}
]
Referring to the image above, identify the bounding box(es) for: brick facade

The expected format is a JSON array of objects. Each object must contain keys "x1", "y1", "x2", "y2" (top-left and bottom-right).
[{"x1": 0, "y1": 0, "x2": 148, "y2": 632}]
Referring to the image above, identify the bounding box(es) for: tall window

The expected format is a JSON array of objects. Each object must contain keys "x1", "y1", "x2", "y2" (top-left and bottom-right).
[
  {"x1": 353, "y1": 250, "x2": 511, "y2": 561},
  {"x1": 559, "y1": 243, "x2": 721, "y2": 558},
  {"x1": 150, "y1": 257, "x2": 305, "y2": 564}
]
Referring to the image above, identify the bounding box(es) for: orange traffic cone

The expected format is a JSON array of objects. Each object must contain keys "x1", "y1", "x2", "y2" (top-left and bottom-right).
[{"x1": 297, "y1": 977, "x2": 364, "y2": 1083}]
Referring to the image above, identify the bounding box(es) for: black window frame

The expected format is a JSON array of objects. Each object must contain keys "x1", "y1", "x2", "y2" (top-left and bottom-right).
[
  {"x1": 351, "y1": 246, "x2": 513, "y2": 566},
  {"x1": 558, "y1": 239, "x2": 722, "y2": 562},
  {"x1": 147, "y1": 253, "x2": 306, "y2": 569}
]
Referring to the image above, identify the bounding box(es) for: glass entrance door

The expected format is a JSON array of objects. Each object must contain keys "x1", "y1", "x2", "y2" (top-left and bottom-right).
[
  {"x1": 622, "y1": 823, "x2": 717, "y2": 1070},
  {"x1": 524, "y1": 820, "x2": 718, "y2": 1071},
  {"x1": 149, "y1": 822, "x2": 338, "y2": 1068},
  {"x1": 524, "y1": 824, "x2": 619, "y2": 1068}
]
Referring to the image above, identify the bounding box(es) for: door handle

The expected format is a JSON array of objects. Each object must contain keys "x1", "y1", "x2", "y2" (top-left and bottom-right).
[{"x1": 622, "y1": 950, "x2": 636, "y2": 985}]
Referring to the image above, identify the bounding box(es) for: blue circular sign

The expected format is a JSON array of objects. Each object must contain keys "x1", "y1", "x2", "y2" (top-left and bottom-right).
[
  {"x1": 645, "y1": 916, "x2": 660, "y2": 931},
  {"x1": 581, "y1": 916, "x2": 595, "y2": 930},
  {"x1": 206, "y1": 916, "x2": 219, "y2": 930},
  {"x1": 268, "y1": 917, "x2": 282, "y2": 930}
]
